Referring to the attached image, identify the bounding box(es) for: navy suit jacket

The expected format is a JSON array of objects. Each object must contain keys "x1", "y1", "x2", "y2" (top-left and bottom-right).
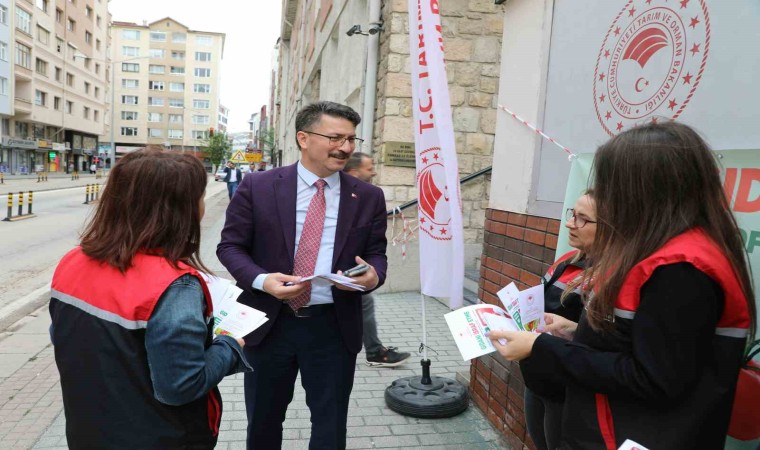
[{"x1": 216, "y1": 162, "x2": 388, "y2": 353}]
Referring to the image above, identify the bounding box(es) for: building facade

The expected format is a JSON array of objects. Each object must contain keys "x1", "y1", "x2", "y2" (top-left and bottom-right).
[
  {"x1": 109, "y1": 18, "x2": 224, "y2": 156},
  {"x1": 1, "y1": 0, "x2": 110, "y2": 174},
  {"x1": 217, "y1": 103, "x2": 228, "y2": 133}
]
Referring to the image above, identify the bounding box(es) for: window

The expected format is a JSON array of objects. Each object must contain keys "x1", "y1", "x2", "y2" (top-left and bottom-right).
[
  {"x1": 170, "y1": 66, "x2": 184, "y2": 75},
  {"x1": 147, "y1": 112, "x2": 162, "y2": 122},
  {"x1": 122, "y1": 30, "x2": 140, "y2": 40},
  {"x1": 36, "y1": 0, "x2": 49, "y2": 12},
  {"x1": 15, "y1": 43, "x2": 31, "y2": 69},
  {"x1": 121, "y1": 95, "x2": 138, "y2": 105},
  {"x1": 149, "y1": 65, "x2": 166, "y2": 75},
  {"x1": 149, "y1": 81, "x2": 165, "y2": 91},
  {"x1": 194, "y1": 52, "x2": 212, "y2": 62},
  {"x1": 121, "y1": 111, "x2": 138, "y2": 120},
  {"x1": 193, "y1": 99, "x2": 210, "y2": 109},
  {"x1": 55, "y1": 8, "x2": 61, "y2": 23},
  {"x1": 193, "y1": 130, "x2": 209, "y2": 140},
  {"x1": 0, "y1": 6, "x2": 7, "y2": 25},
  {"x1": 168, "y1": 129, "x2": 183, "y2": 139},
  {"x1": 195, "y1": 35, "x2": 213, "y2": 46},
  {"x1": 193, "y1": 83, "x2": 210, "y2": 93},
  {"x1": 168, "y1": 114, "x2": 183, "y2": 124},
  {"x1": 53, "y1": 96, "x2": 60, "y2": 110},
  {"x1": 37, "y1": 26, "x2": 50, "y2": 45},
  {"x1": 169, "y1": 82, "x2": 184, "y2": 92},
  {"x1": 35, "y1": 90, "x2": 47, "y2": 106},
  {"x1": 83, "y1": 107, "x2": 90, "y2": 119},
  {"x1": 148, "y1": 96, "x2": 164, "y2": 106},
  {"x1": 192, "y1": 115, "x2": 210, "y2": 125},
  {"x1": 66, "y1": 72, "x2": 74, "y2": 86},
  {"x1": 94, "y1": 110, "x2": 99, "y2": 122},
  {"x1": 54, "y1": 67, "x2": 61, "y2": 81},
  {"x1": 121, "y1": 127, "x2": 138, "y2": 136},
  {"x1": 122, "y1": 46, "x2": 140, "y2": 57},
  {"x1": 194, "y1": 68, "x2": 211, "y2": 77},
  {"x1": 84, "y1": 58, "x2": 91, "y2": 69},
  {"x1": 172, "y1": 33, "x2": 186, "y2": 43},
  {"x1": 16, "y1": 8, "x2": 31, "y2": 35},
  {"x1": 85, "y1": 6, "x2": 92, "y2": 18},
  {"x1": 84, "y1": 82, "x2": 90, "y2": 94},
  {"x1": 0, "y1": 42, "x2": 8, "y2": 62},
  {"x1": 95, "y1": 39, "x2": 101, "y2": 51},
  {"x1": 150, "y1": 31, "x2": 166, "y2": 42},
  {"x1": 148, "y1": 128, "x2": 163, "y2": 137},
  {"x1": 94, "y1": 87, "x2": 99, "y2": 98},
  {"x1": 15, "y1": 121, "x2": 29, "y2": 137},
  {"x1": 171, "y1": 51, "x2": 185, "y2": 60},
  {"x1": 56, "y1": 38, "x2": 63, "y2": 53},
  {"x1": 67, "y1": 18, "x2": 75, "y2": 32},
  {"x1": 169, "y1": 98, "x2": 184, "y2": 108},
  {"x1": 65, "y1": 101, "x2": 73, "y2": 114},
  {"x1": 95, "y1": 63, "x2": 100, "y2": 74},
  {"x1": 35, "y1": 58, "x2": 47, "y2": 75},
  {"x1": 85, "y1": 31, "x2": 92, "y2": 44},
  {"x1": 122, "y1": 63, "x2": 140, "y2": 72},
  {"x1": 96, "y1": 15, "x2": 102, "y2": 28},
  {"x1": 122, "y1": 79, "x2": 139, "y2": 89},
  {"x1": 149, "y1": 49, "x2": 165, "y2": 59}
]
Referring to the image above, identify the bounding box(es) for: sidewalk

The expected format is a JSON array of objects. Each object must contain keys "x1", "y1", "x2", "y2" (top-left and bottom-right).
[
  {"x1": 0, "y1": 187, "x2": 508, "y2": 449},
  {"x1": 0, "y1": 172, "x2": 107, "y2": 196}
]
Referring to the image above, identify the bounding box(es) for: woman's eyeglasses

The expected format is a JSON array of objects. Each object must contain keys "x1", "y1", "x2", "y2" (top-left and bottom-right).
[{"x1": 565, "y1": 208, "x2": 597, "y2": 228}]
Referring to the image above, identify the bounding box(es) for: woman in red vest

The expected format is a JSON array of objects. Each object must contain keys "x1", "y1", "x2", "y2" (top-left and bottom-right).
[
  {"x1": 50, "y1": 147, "x2": 250, "y2": 449},
  {"x1": 489, "y1": 122, "x2": 755, "y2": 449}
]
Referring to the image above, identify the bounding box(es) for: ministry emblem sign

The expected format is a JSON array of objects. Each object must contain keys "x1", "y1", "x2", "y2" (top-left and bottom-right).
[{"x1": 593, "y1": 0, "x2": 710, "y2": 135}]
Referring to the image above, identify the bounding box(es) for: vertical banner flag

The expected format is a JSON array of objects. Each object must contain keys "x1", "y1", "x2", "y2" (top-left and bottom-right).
[{"x1": 408, "y1": 0, "x2": 464, "y2": 309}]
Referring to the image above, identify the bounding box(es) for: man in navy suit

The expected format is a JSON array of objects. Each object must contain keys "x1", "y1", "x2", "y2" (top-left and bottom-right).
[{"x1": 217, "y1": 101, "x2": 387, "y2": 450}]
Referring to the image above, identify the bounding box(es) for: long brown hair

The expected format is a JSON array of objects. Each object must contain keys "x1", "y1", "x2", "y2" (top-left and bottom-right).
[
  {"x1": 80, "y1": 146, "x2": 210, "y2": 273},
  {"x1": 587, "y1": 122, "x2": 755, "y2": 339}
]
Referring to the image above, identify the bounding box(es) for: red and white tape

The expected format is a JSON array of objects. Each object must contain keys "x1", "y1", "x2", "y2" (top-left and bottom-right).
[{"x1": 497, "y1": 104, "x2": 577, "y2": 160}]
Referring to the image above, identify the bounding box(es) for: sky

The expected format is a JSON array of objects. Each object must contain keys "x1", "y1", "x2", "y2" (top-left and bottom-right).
[{"x1": 108, "y1": 0, "x2": 282, "y2": 133}]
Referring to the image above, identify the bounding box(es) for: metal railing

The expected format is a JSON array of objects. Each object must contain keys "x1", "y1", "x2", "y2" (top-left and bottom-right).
[{"x1": 386, "y1": 166, "x2": 492, "y2": 215}]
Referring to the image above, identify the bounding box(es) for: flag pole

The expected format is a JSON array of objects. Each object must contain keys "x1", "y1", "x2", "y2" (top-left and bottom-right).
[{"x1": 420, "y1": 293, "x2": 431, "y2": 385}]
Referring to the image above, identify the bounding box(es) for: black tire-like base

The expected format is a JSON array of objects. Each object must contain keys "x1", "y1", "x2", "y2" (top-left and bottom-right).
[{"x1": 384, "y1": 375, "x2": 469, "y2": 418}]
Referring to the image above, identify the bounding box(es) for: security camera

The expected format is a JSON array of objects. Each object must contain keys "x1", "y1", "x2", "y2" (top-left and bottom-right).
[
  {"x1": 346, "y1": 25, "x2": 365, "y2": 37},
  {"x1": 368, "y1": 22, "x2": 384, "y2": 35}
]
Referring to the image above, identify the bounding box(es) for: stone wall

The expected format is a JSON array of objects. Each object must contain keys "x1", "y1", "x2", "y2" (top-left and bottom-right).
[{"x1": 471, "y1": 209, "x2": 562, "y2": 450}]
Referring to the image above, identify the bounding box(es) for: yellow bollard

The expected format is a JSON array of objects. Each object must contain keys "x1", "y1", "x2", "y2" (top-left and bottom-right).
[
  {"x1": 84, "y1": 184, "x2": 90, "y2": 205},
  {"x1": 4, "y1": 192, "x2": 11, "y2": 220},
  {"x1": 17, "y1": 191, "x2": 23, "y2": 216},
  {"x1": 27, "y1": 191, "x2": 33, "y2": 215}
]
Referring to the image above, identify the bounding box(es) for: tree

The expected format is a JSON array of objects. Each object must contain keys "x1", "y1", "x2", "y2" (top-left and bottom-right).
[
  {"x1": 206, "y1": 132, "x2": 232, "y2": 172},
  {"x1": 259, "y1": 127, "x2": 279, "y2": 167}
]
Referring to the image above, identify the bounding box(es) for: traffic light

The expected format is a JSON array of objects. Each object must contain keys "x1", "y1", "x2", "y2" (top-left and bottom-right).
[{"x1": 209, "y1": 127, "x2": 215, "y2": 137}]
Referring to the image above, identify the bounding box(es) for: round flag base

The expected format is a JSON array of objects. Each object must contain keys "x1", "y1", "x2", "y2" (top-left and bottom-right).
[{"x1": 384, "y1": 360, "x2": 468, "y2": 418}]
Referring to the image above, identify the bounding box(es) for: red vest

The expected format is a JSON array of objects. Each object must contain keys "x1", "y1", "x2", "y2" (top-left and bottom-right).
[
  {"x1": 51, "y1": 247, "x2": 222, "y2": 448},
  {"x1": 614, "y1": 228, "x2": 750, "y2": 337}
]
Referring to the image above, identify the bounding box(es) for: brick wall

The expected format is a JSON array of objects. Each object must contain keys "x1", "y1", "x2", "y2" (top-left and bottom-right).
[{"x1": 470, "y1": 209, "x2": 561, "y2": 450}]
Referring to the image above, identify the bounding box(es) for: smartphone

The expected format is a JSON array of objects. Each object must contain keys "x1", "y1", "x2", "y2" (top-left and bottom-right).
[{"x1": 343, "y1": 264, "x2": 369, "y2": 277}]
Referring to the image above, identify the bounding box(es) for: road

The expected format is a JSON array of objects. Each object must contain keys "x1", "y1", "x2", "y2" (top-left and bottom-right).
[{"x1": 0, "y1": 179, "x2": 228, "y2": 331}]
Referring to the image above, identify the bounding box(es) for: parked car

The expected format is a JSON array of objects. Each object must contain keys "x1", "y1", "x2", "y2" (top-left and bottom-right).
[{"x1": 214, "y1": 167, "x2": 226, "y2": 182}]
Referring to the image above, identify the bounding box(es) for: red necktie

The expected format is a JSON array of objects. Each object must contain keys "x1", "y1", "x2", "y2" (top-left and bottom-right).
[{"x1": 289, "y1": 179, "x2": 327, "y2": 310}]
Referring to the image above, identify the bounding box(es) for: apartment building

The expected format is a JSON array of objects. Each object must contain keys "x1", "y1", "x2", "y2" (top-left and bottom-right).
[
  {"x1": 1, "y1": 0, "x2": 110, "y2": 174},
  {"x1": 109, "y1": 18, "x2": 224, "y2": 155},
  {"x1": 217, "y1": 103, "x2": 227, "y2": 133}
]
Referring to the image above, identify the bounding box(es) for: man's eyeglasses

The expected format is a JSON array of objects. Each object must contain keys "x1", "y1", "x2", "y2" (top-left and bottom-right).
[
  {"x1": 565, "y1": 208, "x2": 597, "y2": 228},
  {"x1": 301, "y1": 130, "x2": 364, "y2": 148}
]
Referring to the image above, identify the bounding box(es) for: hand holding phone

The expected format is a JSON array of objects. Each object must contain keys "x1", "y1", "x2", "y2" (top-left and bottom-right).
[{"x1": 343, "y1": 264, "x2": 369, "y2": 277}]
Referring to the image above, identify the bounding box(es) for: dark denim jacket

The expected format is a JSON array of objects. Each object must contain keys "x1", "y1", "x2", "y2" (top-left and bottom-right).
[{"x1": 145, "y1": 274, "x2": 251, "y2": 405}]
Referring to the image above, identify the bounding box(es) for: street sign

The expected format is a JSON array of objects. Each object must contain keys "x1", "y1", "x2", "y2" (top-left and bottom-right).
[
  {"x1": 245, "y1": 153, "x2": 262, "y2": 163},
  {"x1": 229, "y1": 150, "x2": 247, "y2": 163}
]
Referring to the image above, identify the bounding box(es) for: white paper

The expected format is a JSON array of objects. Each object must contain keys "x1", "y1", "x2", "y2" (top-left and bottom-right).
[
  {"x1": 294, "y1": 272, "x2": 366, "y2": 291},
  {"x1": 201, "y1": 273, "x2": 269, "y2": 339},
  {"x1": 517, "y1": 284, "x2": 545, "y2": 332},
  {"x1": 497, "y1": 283, "x2": 525, "y2": 330},
  {"x1": 445, "y1": 304, "x2": 520, "y2": 361},
  {"x1": 618, "y1": 439, "x2": 649, "y2": 450}
]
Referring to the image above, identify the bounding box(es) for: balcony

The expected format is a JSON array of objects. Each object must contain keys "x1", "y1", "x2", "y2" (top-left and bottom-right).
[{"x1": 14, "y1": 97, "x2": 32, "y2": 115}]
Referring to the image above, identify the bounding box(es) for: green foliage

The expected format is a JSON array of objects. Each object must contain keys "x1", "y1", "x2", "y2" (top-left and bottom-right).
[
  {"x1": 259, "y1": 127, "x2": 277, "y2": 165},
  {"x1": 206, "y1": 132, "x2": 232, "y2": 172}
]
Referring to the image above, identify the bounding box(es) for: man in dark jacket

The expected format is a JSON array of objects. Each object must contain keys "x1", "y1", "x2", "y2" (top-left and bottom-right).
[{"x1": 223, "y1": 161, "x2": 242, "y2": 199}]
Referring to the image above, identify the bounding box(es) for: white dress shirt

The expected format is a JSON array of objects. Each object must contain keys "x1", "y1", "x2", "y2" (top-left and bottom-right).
[{"x1": 253, "y1": 162, "x2": 341, "y2": 305}]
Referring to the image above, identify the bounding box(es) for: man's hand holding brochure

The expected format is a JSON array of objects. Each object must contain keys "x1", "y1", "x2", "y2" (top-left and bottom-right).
[
  {"x1": 201, "y1": 273, "x2": 268, "y2": 339},
  {"x1": 444, "y1": 282, "x2": 545, "y2": 361}
]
